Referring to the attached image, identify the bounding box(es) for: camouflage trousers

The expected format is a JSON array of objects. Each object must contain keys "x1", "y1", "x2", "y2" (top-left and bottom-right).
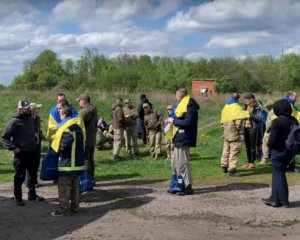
[
  {"x1": 166, "y1": 138, "x2": 174, "y2": 160},
  {"x1": 113, "y1": 128, "x2": 124, "y2": 156},
  {"x1": 58, "y1": 176, "x2": 79, "y2": 214},
  {"x1": 149, "y1": 131, "x2": 162, "y2": 156},
  {"x1": 124, "y1": 126, "x2": 138, "y2": 154},
  {"x1": 221, "y1": 140, "x2": 243, "y2": 171},
  {"x1": 171, "y1": 146, "x2": 192, "y2": 186},
  {"x1": 261, "y1": 132, "x2": 270, "y2": 163}
]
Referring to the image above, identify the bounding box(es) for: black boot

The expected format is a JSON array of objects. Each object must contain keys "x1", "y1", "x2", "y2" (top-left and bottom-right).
[
  {"x1": 177, "y1": 184, "x2": 194, "y2": 196},
  {"x1": 28, "y1": 189, "x2": 45, "y2": 201}
]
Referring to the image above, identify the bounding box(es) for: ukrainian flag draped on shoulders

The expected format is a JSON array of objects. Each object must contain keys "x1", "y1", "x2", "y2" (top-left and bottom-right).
[
  {"x1": 221, "y1": 98, "x2": 250, "y2": 124},
  {"x1": 283, "y1": 96, "x2": 300, "y2": 123},
  {"x1": 51, "y1": 116, "x2": 86, "y2": 153},
  {"x1": 165, "y1": 95, "x2": 190, "y2": 140},
  {"x1": 47, "y1": 106, "x2": 78, "y2": 141},
  {"x1": 51, "y1": 116, "x2": 86, "y2": 174}
]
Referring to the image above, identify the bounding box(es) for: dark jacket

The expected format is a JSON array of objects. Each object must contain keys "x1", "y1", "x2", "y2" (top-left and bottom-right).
[
  {"x1": 112, "y1": 104, "x2": 125, "y2": 130},
  {"x1": 243, "y1": 102, "x2": 263, "y2": 131},
  {"x1": 1, "y1": 112, "x2": 37, "y2": 152},
  {"x1": 137, "y1": 97, "x2": 149, "y2": 120},
  {"x1": 173, "y1": 97, "x2": 200, "y2": 147},
  {"x1": 268, "y1": 99, "x2": 298, "y2": 151},
  {"x1": 79, "y1": 103, "x2": 97, "y2": 147},
  {"x1": 58, "y1": 124, "x2": 85, "y2": 176}
]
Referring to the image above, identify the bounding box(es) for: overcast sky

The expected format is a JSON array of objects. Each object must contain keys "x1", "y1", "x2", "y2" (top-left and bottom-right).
[{"x1": 1, "y1": 0, "x2": 300, "y2": 85}]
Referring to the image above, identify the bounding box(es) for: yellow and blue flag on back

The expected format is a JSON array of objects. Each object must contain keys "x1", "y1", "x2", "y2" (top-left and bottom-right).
[{"x1": 221, "y1": 99, "x2": 250, "y2": 124}]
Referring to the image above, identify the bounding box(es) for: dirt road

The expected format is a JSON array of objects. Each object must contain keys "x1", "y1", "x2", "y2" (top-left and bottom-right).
[{"x1": 1, "y1": 180, "x2": 300, "y2": 240}]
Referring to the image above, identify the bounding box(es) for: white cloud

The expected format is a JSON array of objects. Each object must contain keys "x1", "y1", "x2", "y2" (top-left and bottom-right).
[
  {"x1": 206, "y1": 31, "x2": 273, "y2": 49},
  {"x1": 185, "y1": 51, "x2": 205, "y2": 60},
  {"x1": 284, "y1": 46, "x2": 300, "y2": 55},
  {"x1": 167, "y1": 0, "x2": 300, "y2": 32},
  {"x1": 52, "y1": 0, "x2": 182, "y2": 31}
]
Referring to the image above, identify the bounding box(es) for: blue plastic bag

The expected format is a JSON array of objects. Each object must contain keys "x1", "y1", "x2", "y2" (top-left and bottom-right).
[
  {"x1": 169, "y1": 174, "x2": 185, "y2": 193},
  {"x1": 78, "y1": 171, "x2": 93, "y2": 193},
  {"x1": 40, "y1": 148, "x2": 59, "y2": 181}
]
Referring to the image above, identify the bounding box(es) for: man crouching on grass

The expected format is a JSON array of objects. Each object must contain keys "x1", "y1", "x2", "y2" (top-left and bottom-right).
[{"x1": 51, "y1": 107, "x2": 85, "y2": 216}]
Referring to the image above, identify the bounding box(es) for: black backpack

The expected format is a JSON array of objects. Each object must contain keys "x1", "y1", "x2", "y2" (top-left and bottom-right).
[{"x1": 285, "y1": 120, "x2": 300, "y2": 155}]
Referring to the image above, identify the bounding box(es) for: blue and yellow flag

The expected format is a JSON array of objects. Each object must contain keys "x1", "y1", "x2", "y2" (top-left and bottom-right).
[
  {"x1": 165, "y1": 95, "x2": 190, "y2": 140},
  {"x1": 221, "y1": 103, "x2": 250, "y2": 123},
  {"x1": 51, "y1": 117, "x2": 86, "y2": 153}
]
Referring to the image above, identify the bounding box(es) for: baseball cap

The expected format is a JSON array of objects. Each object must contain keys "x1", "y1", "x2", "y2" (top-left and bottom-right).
[
  {"x1": 30, "y1": 103, "x2": 42, "y2": 109},
  {"x1": 143, "y1": 103, "x2": 150, "y2": 108},
  {"x1": 244, "y1": 93, "x2": 255, "y2": 99},
  {"x1": 167, "y1": 105, "x2": 173, "y2": 110},
  {"x1": 124, "y1": 99, "x2": 131, "y2": 104},
  {"x1": 18, "y1": 100, "x2": 30, "y2": 109},
  {"x1": 76, "y1": 93, "x2": 90, "y2": 102}
]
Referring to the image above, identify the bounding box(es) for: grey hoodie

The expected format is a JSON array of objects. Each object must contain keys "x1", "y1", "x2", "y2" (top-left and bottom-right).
[{"x1": 1, "y1": 112, "x2": 37, "y2": 152}]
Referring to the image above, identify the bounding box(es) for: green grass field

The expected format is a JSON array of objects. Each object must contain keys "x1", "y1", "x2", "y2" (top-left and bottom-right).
[{"x1": 0, "y1": 89, "x2": 299, "y2": 187}]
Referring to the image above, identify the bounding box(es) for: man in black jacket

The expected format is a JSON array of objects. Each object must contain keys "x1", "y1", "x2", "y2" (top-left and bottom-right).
[
  {"x1": 137, "y1": 94, "x2": 149, "y2": 144},
  {"x1": 1, "y1": 100, "x2": 44, "y2": 206},
  {"x1": 166, "y1": 88, "x2": 200, "y2": 195}
]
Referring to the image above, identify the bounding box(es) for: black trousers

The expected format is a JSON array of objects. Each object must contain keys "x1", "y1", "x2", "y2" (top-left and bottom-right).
[
  {"x1": 138, "y1": 118, "x2": 147, "y2": 144},
  {"x1": 85, "y1": 146, "x2": 95, "y2": 181},
  {"x1": 25, "y1": 144, "x2": 41, "y2": 186},
  {"x1": 13, "y1": 149, "x2": 37, "y2": 200},
  {"x1": 244, "y1": 128, "x2": 258, "y2": 163},
  {"x1": 269, "y1": 149, "x2": 292, "y2": 205}
]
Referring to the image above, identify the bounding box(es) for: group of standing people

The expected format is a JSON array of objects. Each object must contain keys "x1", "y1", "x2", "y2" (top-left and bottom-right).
[{"x1": 221, "y1": 91, "x2": 300, "y2": 208}]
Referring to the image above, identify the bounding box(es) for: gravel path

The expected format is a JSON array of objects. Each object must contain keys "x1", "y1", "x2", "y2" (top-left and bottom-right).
[{"x1": 1, "y1": 180, "x2": 300, "y2": 239}]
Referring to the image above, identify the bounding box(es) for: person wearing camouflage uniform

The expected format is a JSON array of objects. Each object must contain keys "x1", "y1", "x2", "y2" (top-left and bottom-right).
[
  {"x1": 261, "y1": 100, "x2": 275, "y2": 164},
  {"x1": 144, "y1": 103, "x2": 163, "y2": 159},
  {"x1": 112, "y1": 98, "x2": 125, "y2": 161},
  {"x1": 77, "y1": 94, "x2": 98, "y2": 185},
  {"x1": 124, "y1": 99, "x2": 139, "y2": 157},
  {"x1": 165, "y1": 105, "x2": 174, "y2": 160},
  {"x1": 221, "y1": 93, "x2": 245, "y2": 177}
]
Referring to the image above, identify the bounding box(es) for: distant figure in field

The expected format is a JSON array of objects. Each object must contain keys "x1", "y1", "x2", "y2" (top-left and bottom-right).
[
  {"x1": 77, "y1": 93, "x2": 98, "y2": 186},
  {"x1": 166, "y1": 88, "x2": 200, "y2": 195},
  {"x1": 165, "y1": 105, "x2": 174, "y2": 160},
  {"x1": 137, "y1": 94, "x2": 149, "y2": 144},
  {"x1": 112, "y1": 98, "x2": 125, "y2": 161},
  {"x1": 144, "y1": 102, "x2": 163, "y2": 160},
  {"x1": 124, "y1": 99, "x2": 139, "y2": 158},
  {"x1": 262, "y1": 99, "x2": 297, "y2": 208},
  {"x1": 243, "y1": 93, "x2": 263, "y2": 169},
  {"x1": 51, "y1": 107, "x2": 85, "y2": 216},
  {"x1": 260, "y1": 100, "x2": 275, "y2": 165},
  {"x1": 96, "y1": 117, "x2": 113, "y2": 149},
  {"x1": 1, "y1": 100, "x2": 44, "y2": 206},
  {"x1": 220, "y1": 93, "x2": 249, "y2": 177}
]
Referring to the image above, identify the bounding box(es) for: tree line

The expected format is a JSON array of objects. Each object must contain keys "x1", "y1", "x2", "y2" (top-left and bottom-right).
[{"x1": 9, "y1": 48, "x2": 300, "y2": 93}]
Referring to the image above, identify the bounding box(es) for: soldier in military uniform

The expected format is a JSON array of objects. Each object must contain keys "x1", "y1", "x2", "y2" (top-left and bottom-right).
[
  {"x1": 144, "y1": 103, "x2": 163, "y2": 159},
  {"x1": 112, "y1": 98, "x2": 125, "y2": 161},
  {"x1": 77, "y1": 93, "x2": 98, "y2": 185},
  {"x1": 124, "y1": 99, "x2": 139, "y2": 158}
]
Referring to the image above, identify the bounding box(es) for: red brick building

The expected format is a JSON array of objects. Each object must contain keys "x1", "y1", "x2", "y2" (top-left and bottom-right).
[{"x1": 192, "y1": 79, "x2": 217, "y2": 96}]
